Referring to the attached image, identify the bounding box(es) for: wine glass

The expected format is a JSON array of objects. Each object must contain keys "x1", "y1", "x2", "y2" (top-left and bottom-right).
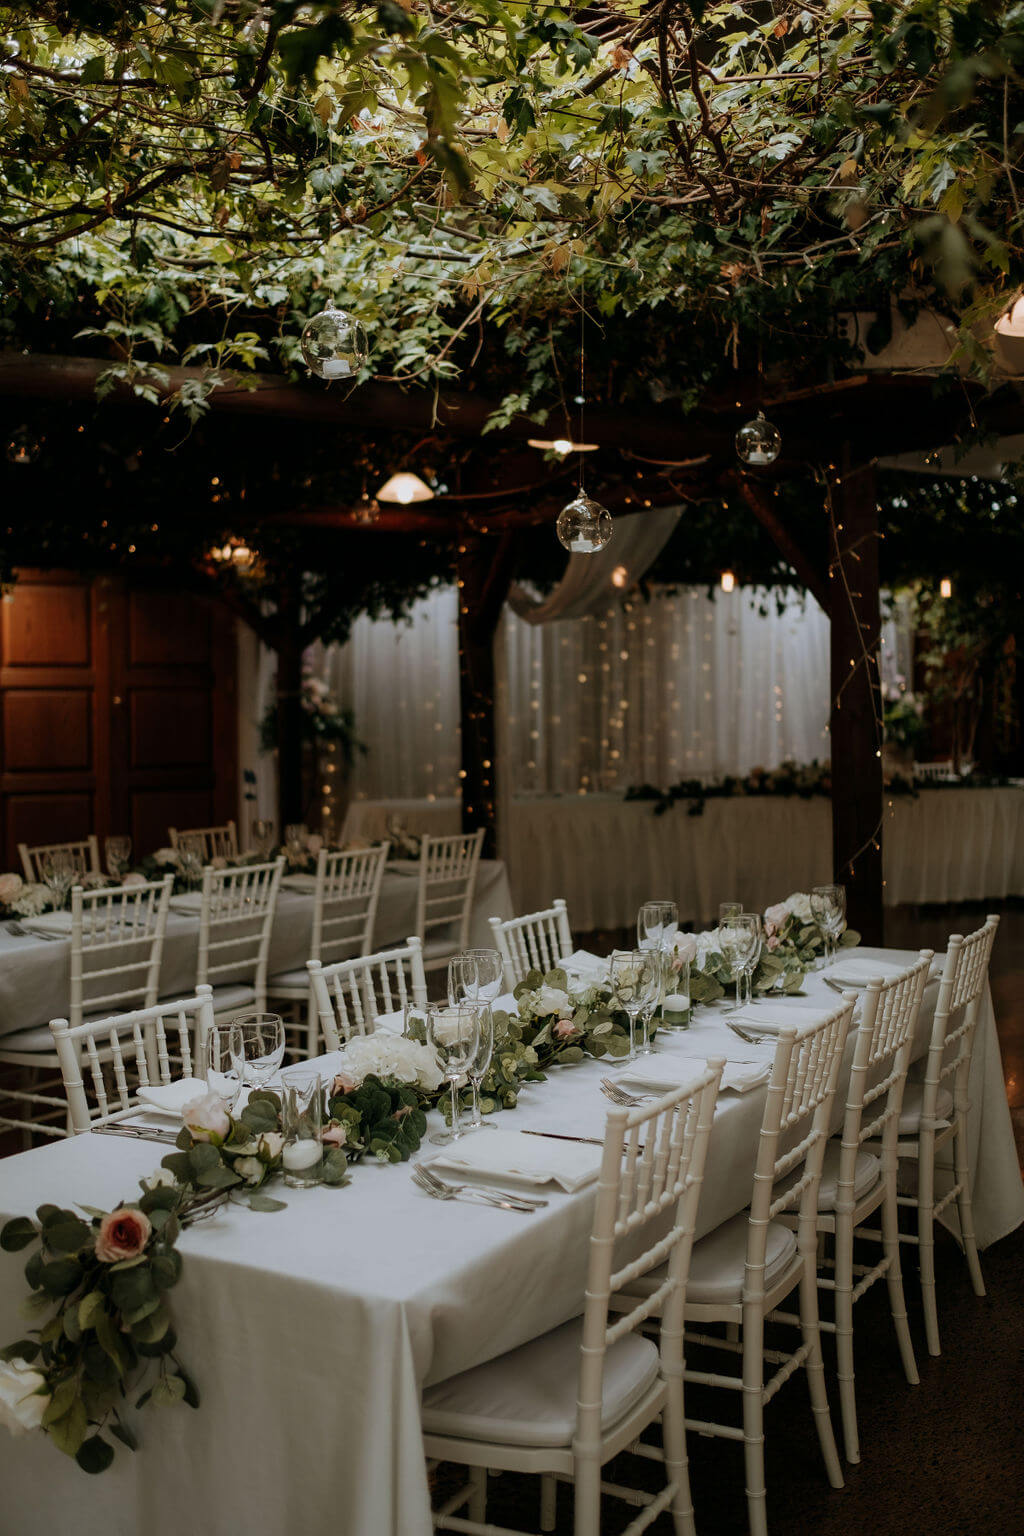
[
  {"x1": 719, "y1": 915, "x2": 760, "y2": 1009},
  {"x1": 719, "y1": 900, "x2": 743, "y2": 925},
  {"x1": 447, "y1": 950, "x2": 503, "y2": 1132},
  {"x1": 811, "y1": 884, "x2": 847, "y2": 969},
  {"x1": 205, "y1": 1025, "x2": 240, "y2": 1112},
  {"x1": 637, "y1": 900, "x2": 678, "y2": 953},
  {"x1": 40, "y1": 850, "x2": 77, "y2": 911},
  {"x1": 176, "y1": 834, "x2": 205, "y2": 892},
  {"x1": 229, "y1": 1013, "x2": 286, "y2": 1096},
  {"x1": 427, "y1": 1003, "x2": 481, "y2": 1147},
  {"x1": 284, "y1": 823, "x2": 308, "y2": 857},
  {"x1": 104, "y1": 835, "x2": 132, "y2": 881},
  {"x1": 608, "y1": 949, "x2": 660, "y2": 1061},
  {"x1": 251, "y1": 818, "x2": 275, "y2": 858},
  {"x1": 737, "y1": 912, "x2": 763, "y2": 1006}
]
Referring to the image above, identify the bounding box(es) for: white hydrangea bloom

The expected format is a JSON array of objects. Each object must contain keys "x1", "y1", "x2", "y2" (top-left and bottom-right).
[{"x1": 339, "y1": 1034, "x2": 443, "y2": 1093}]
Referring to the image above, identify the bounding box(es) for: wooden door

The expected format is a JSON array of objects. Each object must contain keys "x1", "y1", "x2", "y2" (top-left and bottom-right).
[{"x1": 0, "y1": 572, "x2": 237, "y2": 870}]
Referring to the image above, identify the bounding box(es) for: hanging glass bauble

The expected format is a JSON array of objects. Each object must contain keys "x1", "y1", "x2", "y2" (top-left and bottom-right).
[
  {"x1": 735, "y1": 411, "x2": 781, "y2": 467},
  {"x1": 353, "y1": 494, "x2": 380, "y2": 525},
  {"x1": 300, "y1": 305, "x2": 369, "y2": 380},
  {"x1": 556, "y1": 490, "x2": 613, "y2": 554},
  {"x1": 5, "y1": 426, "x2": 42, "y2": 465}
]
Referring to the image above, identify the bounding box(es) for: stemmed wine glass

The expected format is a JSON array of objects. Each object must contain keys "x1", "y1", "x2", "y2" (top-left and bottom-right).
[
  {"x1": 811, "y1": 884, "x2": 847, "y2": 969},
  {"x1": 608, "y1": 949, "x2": 661, "y2": 1061},
  {"x1": 229, "y1": 1013, "x2": 286, "y2": 1096},
  {"x1": 104, "y1": 836, "x2": 132, "y2": 881},
  {"x1": 447, "y1": 950, "x2": 503, "y2": 1133},
  {"x1": 637, "y1": 900, "x2": 678, "y2": 1027},
  {"x1": 427, "y1": 1003, "x2": 481, "y2": 1147},
  {"x1": 205, "y1": 1026, "x2": 240, "y2": 1112},
  {"x1": 719, "y1": 899, "x2": 743, "y2": 925},
  {"x1": 719, "y1": 915, "x2": 761, "y2": 1009},
  {"x1": 40, "y1": 850, "x2": 77, "y2": 911},
  {"x1": 284, "y1": 824, "x2": 308, "y2": 858},
  {"x1": 251, "y1": 819, "x2": 275, "y2": 858},
  {"x1": 176, "y1": 834, "x2": 205, "y2": 892}
]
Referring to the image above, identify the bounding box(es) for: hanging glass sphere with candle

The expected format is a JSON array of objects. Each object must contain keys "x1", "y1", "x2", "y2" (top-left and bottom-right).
[
  {"x1": 300, "y1": 305, "x2": 369, "y2": 380},
  {"x1": 735, "y1": 411, "x2": 781, "y2": 466},
  {"x1": 556, "y1": 490, "x2": 613, "y2": 554},
  {"x1": 6, "y1": 426, "x2": 42, "y2": 465}
]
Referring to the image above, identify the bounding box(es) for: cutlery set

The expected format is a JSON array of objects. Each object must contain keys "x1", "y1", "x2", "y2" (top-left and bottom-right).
[
  {"x1": 90, "y1": 1122, "x2": 180, "y2": 1145},
  {"x1": 411, "y1": 1162, "x2": 546, "y2": 1214}
]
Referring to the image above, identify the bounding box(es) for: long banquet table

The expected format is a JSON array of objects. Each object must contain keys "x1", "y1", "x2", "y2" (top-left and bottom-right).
[
  {"x1": 0, "y1": 947, "x2": 1021, "y2": 1536},
  {"x1": 503, "y1": 787, "x2": 1024, "y2": 928},
  {"x1": 0, "y1": 859, "x2": 514, "y2": 1042}
]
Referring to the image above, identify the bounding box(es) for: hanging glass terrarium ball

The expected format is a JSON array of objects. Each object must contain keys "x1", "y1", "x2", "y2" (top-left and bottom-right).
[
  {"x1": 300, "y1": 305, "x2": 369, "y2": 380},
  {"x1": 5, "y1": 426, "x2": 42, "y2": 465},
  {"x1": 556, "y1": 490, "x2": 613, "y2": 554},
  {"x1": 353, "y1": 494, "x2": 380, "y2": 525},
  {"x1": 735, "y1": 411, "x2": 781, "y2": 467}
]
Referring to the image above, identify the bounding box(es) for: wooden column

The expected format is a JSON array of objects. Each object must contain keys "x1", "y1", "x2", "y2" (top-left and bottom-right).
[
  {"x1": 273, "y1": 583, "x2": 306, "y2": 831},
  {"x1": 829, "y1": 458, "x2": 884, "y2": 943},
  {"x1": 455, "y1": 532, "x2": 518, "y2": 859}
]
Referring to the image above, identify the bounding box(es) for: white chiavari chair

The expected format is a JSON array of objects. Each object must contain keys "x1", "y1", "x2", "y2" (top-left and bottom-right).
[
  {"x1": 892, "y1": 914, "x2": 1000, "y2": 1355},
  {"x1": 268, "y1": 844, "x2": 390, "y2": 1051},
  {"x1": 168, "y1": 820, "x2": 239, "y2": 861},
  {"x1": 192, "y1": 857, "x2": 284, "y2": 1022},
  {"x1": 49, "y1": 986, "x2": 215, "y2": 1133},
  {"x1": 772, "y1": 951, "x2": 933, "y2": 1464},
  {"x1": 489, "y1": 899, "x2": 574, "y2": 989},
  {"x1": 0, "y1": 875, "x2": 174, "y2": 1141},
  {"x1": 421, "y1": 1063, "x2": 724, "y2": 1536},
  {"x1": 18, "y1": 834, "x2": 101, "y2": 883},
  {"x1": 414, "y1": 829, "x2": 485, "y2": 974},
  {"x1": 307, "y1": 939, "x2": 427, "y2": 1051}
]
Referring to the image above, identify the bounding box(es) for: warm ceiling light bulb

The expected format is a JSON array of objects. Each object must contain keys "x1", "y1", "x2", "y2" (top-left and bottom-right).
[
  {"x1": 940, "y1": 577, "x2": 953, "y2": 599},
  {"x1": 994, "y1": 295, "x2": 1024, "y2": 337},
  {"x1": 376, "y1": 471, "x2": 434, "y2": 504},
  {"x1": 527, "y1": 437, "x2": 599, "y2": 456},
  {"x1": 611, "y1": 564, "x2": 629, "y2": 589},
  {"x1": 552, "y1": 438, "x2": 574, "y2": 456},
  {"x1": 721, "y1": 570, "x2": 736, "y2": 593}
]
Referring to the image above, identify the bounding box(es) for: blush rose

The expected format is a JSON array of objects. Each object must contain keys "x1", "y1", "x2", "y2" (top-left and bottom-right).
[{"x1": 95, "y1": 1207, "x2": 152, "y2": 1263}]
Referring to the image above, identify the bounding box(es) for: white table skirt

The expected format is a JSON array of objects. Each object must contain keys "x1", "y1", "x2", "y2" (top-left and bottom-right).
[
  {"x1": 0, "y1": 860, "x2": 514, "y2": 1041},
  {"x1": 503, "y1": 788, "x2": 1024, "y2": 928},
  {"x1": 0, "y1": 948, "x2": 1020, "y2": 1536}
]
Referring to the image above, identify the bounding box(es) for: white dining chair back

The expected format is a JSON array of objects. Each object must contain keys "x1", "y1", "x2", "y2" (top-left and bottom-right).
[
  {"x1": 307, "y1": 939, "x2": 427, "y2": 1051},
  {"x1": 489, "y1": 899, "x2": 573, "y2": 988},
  {"x1": 70, "y1": 876, "x2": 174, "y2": 1027},
  {"x1": 313, "y1": 843, "x2": 390, "y2": 966},
  {"x1": 414, "y1": 829, "x2": 485, "y2": 973},
  {"x1": 18, "y1": 834, "x2": 101, "y2": 883},
  {"x1": 49, "y1": 986, "x2": 215, "y2": 1133},
  {"x1": 195, "y1": 857, "x2": 284, "y2": 1017},
  {"x1": 168, "y1": 820, "x2": 238, "y2": 861},
  {"x1": 422, "y1": 1062, "x2": 724, "y2": 1536},
  {"x1": 898, "y1": 914, "x2": 1000, "y2": 1354}
]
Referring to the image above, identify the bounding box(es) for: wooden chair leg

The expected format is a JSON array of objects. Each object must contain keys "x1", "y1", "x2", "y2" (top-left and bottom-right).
[
  {"x1": 799, "y1": 1253, "x2": 844, "y2": 1490},
  {"x1": 741, "y1": 1305, "x2": 769, "y2": 1536},
  {"x1": 882, "y1": 1186, "x2": 919, "y2": 1387},
  {"x1": 916, "y1": 1131, "x2": 940, "y2": 1356},
  {"x1": 833, "y1": 1210, "x2": 859, "y2": 1464},
  {"x1": 953, "y1": 1116, "x2": 986, "y2": 1298},
  {"x1": 572, "y1": 1456, "x2": 601, "y2": 1536},
  {"x1": 539, "y1": 1472, "x2": 557, "y2": 1531},
  {"x1": 468, "y1": 1466, "x2": 486, "y2": 1525}
]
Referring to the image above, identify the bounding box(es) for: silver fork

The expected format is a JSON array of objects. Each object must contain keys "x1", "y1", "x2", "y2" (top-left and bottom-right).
[
  {"x1": 411, "y1": 1164, "x2": 545, "y2": 1213},
  {"x1": 600, "y1": 1078, "x2": 652, "y2": 1108},
  {"x1": 725, "y1": 1021, "x2": 777, "y2": 1046}
]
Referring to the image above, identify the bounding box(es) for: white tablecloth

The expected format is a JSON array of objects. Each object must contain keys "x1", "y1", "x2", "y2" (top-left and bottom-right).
[
  {"x1": 0, "y1": 860, "x2": 514, "y2": 1041},
  {"x1": 0, "y1": 948, "x2": 1020, "y2": 1536},
  {"x1": 503, "y1": 788, "x2": 1024, "y2": 928}
]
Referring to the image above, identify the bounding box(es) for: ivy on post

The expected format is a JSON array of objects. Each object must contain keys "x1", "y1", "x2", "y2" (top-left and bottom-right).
[
  {"x1": 829, "y1": 458, "x2": 884, "y2": 944},
  {"x1": 455, "y1": 532, "x2": 518, "y2": 859}
]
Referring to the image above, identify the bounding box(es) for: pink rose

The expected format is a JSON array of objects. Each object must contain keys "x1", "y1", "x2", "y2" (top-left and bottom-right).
[
  {"x1": 765, "y1": 903, "x2": 789, "y2": 930},
  {"x1": 182, "y1": 1090, "x2": 231, "y2": 1143},
  {"x1": 0, "y1": 872, "x2": 24, "y2": 905},
  {"x1": 331, "y1": 1071, "x2": 359, "y2": 1097},
  {"x1": 95, "y1": 1207, "x2": 152, "y2": 1263},
  {"x1": 121, "y1": 871, "x2": 145, "y2": 888},
  {"x1": 767, "y1": 933, "x2": 781, "y2": 951},
  {"x1": 554, "y1": 1018, "x2": 577, "y2": 1039},
  {"x1": 321, "y1": 1122, "x2": 348, "y2": 1147}
]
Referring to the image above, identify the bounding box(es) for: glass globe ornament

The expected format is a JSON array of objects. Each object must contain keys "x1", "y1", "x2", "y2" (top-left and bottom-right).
[
  {"x1": 5, "y1": 426, "x2": 42, "y2": 465},
  {"x1": 735, "y1": 411, "x2": 781, "y2": 467},
  {"x1": 556, "y1": 490, "x2": 613, "y2": 554},
  {"x1": 353, "y1": 494, "x2": 380, "y2": 525},
  {"x1": 300, "y1": 305, "x2": 369, "y2": 380}
]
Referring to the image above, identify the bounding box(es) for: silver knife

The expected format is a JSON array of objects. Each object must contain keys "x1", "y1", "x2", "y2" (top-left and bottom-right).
[
  {"x1": 522, "y1": 1130, "x2": 603, "y2": 1146},
  {"x1": 90, "y1": 1124, "x2": 179, "y2": 1145}
]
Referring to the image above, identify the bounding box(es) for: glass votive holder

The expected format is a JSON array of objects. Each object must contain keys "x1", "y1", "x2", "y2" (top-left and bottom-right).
[
  {"x1": 662, "y1": 960, "x2": 692, "y2": 1029},
  {"x1": 280, "y1": 1071, "x2": 324, "y2": 1188}
]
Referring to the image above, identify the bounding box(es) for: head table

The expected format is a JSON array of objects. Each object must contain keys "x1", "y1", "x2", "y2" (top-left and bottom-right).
[
  {"x1": 0, "y1": 859, "x2": 514, "y2": 1042},
  {"x1": 0, "y1": 948, "x2": 1020, "y2": 1536}
]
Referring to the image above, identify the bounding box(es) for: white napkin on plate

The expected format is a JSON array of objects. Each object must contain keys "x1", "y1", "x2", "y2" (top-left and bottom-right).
[
  {"x1": 281, "y1": 873, "x2": 317, "y2": 893},
  {"x1": 428, "y1": 1128, "x2": 601, "y2": 1192},
  {"x1": 562, "y1": 949, "x2": 608, "y2": 981},
  {"x1": 725, "y1": 1003, "x2": 837, "y2": 1032},
  {"x1": 620, "y1": 1055, "x2": 771, "y2": 1095},
  {"x1": 824, "y1": 957, "x2": 908, "y2": 987},
  {"x1": 22, "y1": 911, "x2": 72, "y2": 934},
  {"x1": 135, "y1": 1077, "x2": 206, "y2": 1116}
]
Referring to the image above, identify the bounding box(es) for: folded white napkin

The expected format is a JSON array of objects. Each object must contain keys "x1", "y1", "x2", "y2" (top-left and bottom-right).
[
  {"x1": 135, "y1": 1077, "x2": 206, "y2": 1115},
  {"x1": 168, "y1": 892, "x2": 203, "y2": 913},
  {"x1": 22, "y1": 912, "x2": 72, "y2": 934},
  {"x1": 824, "y1": 957, "x2": 909, "y2": 987},
  {"x1": 620, "y1": 1055, "x2": 771, "y2": 1095},
  {"x1": 428, "y1": 1128, "x2": 602, "y2": 1192},
  {"x1": 562, "y1": 949, "x2": 608, "y2": 981},
  {"x1": 726, "y1": 1003, "x2": 836, "y2": 1032},
  {"x1": 281, "y1": 873, "x2": 317, "y2": 893}
]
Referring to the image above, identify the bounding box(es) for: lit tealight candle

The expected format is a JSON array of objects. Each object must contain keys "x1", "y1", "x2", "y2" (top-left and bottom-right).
[
  {"x1": 283, "y1": 1139, "x2": 323, "y2": 1171},
  {"x1": 320, "y1": 359, "x2": 352, "y2": 379}
]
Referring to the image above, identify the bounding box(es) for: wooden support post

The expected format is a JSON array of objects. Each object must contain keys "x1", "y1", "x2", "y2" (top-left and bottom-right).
[
  {"x1": 829, "y1": 459, "x2": 884, "y2": 943},
  {"x1": 273, "y1": 584, "x2": 306, "y2": 831},
  {"x1": 455, "y1": 533, "x2": 518, "y2": 859}
]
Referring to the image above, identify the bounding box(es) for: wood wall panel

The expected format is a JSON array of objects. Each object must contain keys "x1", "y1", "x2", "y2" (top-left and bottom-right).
[
  {"x1": 128, "y1": 591, "x2": 209, "y2": 667},
  {"x1": 2, "y1": 690, "x2": 91, "y2": 770},
  {"x1": 1, "y1": 584, "x2": 90, "y2": 668},
  {"x1": 130, "y1": 689, "x2": 210, "y2": 769},
  {"x1": 5, "y1": 793, "x2": 94, "y2": 853},
  {"x1": 130, "y1": 790, "x2": 213, "y2": 857}
]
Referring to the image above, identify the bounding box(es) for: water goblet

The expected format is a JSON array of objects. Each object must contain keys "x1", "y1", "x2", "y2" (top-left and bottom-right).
[
  {"x1": 104, "y1": 835, "x2": 132, "y2": 881},
  {"x1": 737, "y1": 912, "x2": 764, "y2": 1006},
  {"x1": 426, "y1": 1003, "x2": 481, "y2": 1147},
  {"x1": 719, "y1": 900, "x2": 743, "y2": 925},
  {"x1": 40, "y1": 850, "x2": 77, "y2": 911},
  {"x1": 229, "y1": 1013, "x2": 286, "y2": 1097},
  {"x1": 284, "y1": 823, "x2": 308, "y2": 857},
  {"x1": 447, "y1": 950, "x2": 503, "y2": 1132},
  {"x1": 608, "y1": 949, "x2": 660, "y2": 1061},
  {"x1": 637, "y1": 900, "x2": 678, "y2": 955},
  {"x1": 811, "y1": 884, "x2": 847, "y2": 968},
  {"x1": 204, "y1": 1026, "x2": 240, "y2": 1113},
  {"x1": 176, "y1": 834, "x2": 205, "y2": 892},
  {"x1": 719, "y1": 916, "x2": 760, "y2": 1009},
  {"x1": 251, "y1": 819, "x2": 275, "y2": 858}
]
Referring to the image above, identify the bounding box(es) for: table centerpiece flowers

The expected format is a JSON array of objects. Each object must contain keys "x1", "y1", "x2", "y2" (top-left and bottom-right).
[{"x1": 689, "y1": 893, "x2": 861, "y2": 1003}]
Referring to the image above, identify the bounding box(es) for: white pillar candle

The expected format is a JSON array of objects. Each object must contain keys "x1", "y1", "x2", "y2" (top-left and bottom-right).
[
  {"x1": 663, "y1": 993, "x2": 690, "y2": 1012},
  {"x1": 283, "y1": 1139, "x2": 323, "y2": 1171}
]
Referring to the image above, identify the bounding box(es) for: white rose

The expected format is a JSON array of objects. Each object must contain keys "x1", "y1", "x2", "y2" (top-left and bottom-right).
[
  {"x1": 764, "y1": 903, "x2": 789, "y2": 930},
  {"x1": 0, "y1": 872, "x2": 24, "y2": 906},
  {"x1": 11, "y1": 884, "x2": 49, "y2": 917},
  {"x1": 233, "y1": 1156, "x2": 265, "y2": 1185},
  {"x1": 141, "y1": 1168, "x2": 177, "y2": 1191},
  {"x1": 182, "y1": 1091, "x2": 231, "y2": 1144},
  {"x1": 121, "y1": 871, "x2": 146, "y2": 888},
  {"x1": 535, "y1": 985, "x2": 571, "y2": 1017},
  {"x1": 671, "y1": 934, "x2": 698, "y2": 965},
  {"x1": 257, "y1": 1132, "x2": 284, "y2": 1160},
  {"x1": 341, "y1": 1034, "x2": 443, "y2": 1094},
  {"x1": 153, "y1": 847, "x2": 180, "y2": 868},
  {"x1": 0, "y1": 1359, "x2": 49, "y2": 1436},
  {"x1": 784, "y1": 892, "x2": 814, "y2": 923}
]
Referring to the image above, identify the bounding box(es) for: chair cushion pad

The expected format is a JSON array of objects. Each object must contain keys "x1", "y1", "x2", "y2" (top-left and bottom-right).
[
  {"x1": 421, "y1": 1316, "x2": 659, "y2": 1449},
  {"x1": 816, "y1": 1143, "x2": 881, "y2": 1212},
  {"x1": 267, "y1": 969, "x2": 310, "y2": 993},
  {"x1": 687, "y1": 1213, "x2": 798, "y2": 1304},
  {"x1": 898, "y1": 1079, "x2": 953, "y2": 1135}
]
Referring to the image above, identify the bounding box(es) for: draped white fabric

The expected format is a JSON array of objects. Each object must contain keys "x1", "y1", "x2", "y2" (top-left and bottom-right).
[{"x1": 508, "y1": 506, "x2": 683, "y2": 623}]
